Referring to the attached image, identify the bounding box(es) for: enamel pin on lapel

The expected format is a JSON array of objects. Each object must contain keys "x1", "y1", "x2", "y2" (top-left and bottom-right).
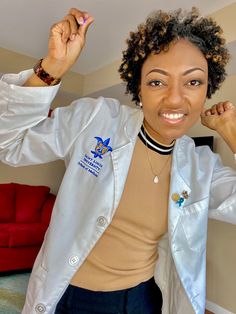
[{"x1": 172, "y1": 191, "x2": 189, "y2": 207}]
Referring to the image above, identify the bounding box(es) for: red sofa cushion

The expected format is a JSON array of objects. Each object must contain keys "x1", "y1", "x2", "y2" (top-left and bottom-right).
[
  {"x1": 15, "y1": 184, "x2": 50, "y2": 223},
  {"x1": 0, "y1": 231, "x2": 10, "y2": 247},
  {"x1": 0, "y1": 183, "x2": 15, "y2": 222},
  {"x1": 0, "y1": 247, "x2": 41, "y2": 272},
  {"x1": 0, "y1": 223, "x2": 48, "y2": 247},
  {"x1": 41, "y1": 193, "x2": 56, "y2": 225}
]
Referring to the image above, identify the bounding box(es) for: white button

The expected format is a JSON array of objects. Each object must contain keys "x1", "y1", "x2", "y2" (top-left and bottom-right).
[
  {"x1": 69, "y1": 255, "x2": 79, "y2": 266},
  {"x1": 97, "y1": 216, "x2": 108, "y2": 227},
  {"x1": 35, "y1": 303, "x2": 46, "y2": 313}
]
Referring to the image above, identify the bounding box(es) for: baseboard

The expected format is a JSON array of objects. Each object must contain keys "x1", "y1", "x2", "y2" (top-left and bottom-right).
[{"x1": 206, "y1": 300, "x2": 234, "y2": 314}]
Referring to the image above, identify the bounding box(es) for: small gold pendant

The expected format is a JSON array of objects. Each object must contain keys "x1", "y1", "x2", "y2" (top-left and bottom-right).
[{"x1": 153, "y1": 176, "x2": 159, "y2": 184}]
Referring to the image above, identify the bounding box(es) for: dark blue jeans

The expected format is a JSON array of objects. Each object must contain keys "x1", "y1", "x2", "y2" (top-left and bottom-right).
[{"x1": 55, "y1": 277, "x2": 162, "y2": 314}]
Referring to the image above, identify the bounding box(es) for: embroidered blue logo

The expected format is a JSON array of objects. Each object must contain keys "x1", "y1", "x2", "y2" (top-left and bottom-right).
[
  {"x1": 91, "y1": 137, "x2": 113, "y2": 159},
  {"x1": 78, "y1": 136, "x2": 113, "y2": 178}
]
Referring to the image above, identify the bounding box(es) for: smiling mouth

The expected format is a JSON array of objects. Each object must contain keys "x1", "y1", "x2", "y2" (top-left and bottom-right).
[{"x1": 160, "y1": 112, "x2": 186, "y2": 124}]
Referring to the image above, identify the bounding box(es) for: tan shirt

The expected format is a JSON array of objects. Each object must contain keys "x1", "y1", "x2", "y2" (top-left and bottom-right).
[{"x1": 70, "y1": 138, "x2": 171, "y2": 291}]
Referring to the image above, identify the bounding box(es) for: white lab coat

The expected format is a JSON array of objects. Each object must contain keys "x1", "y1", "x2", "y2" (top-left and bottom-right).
[{"x1": 0, "y1": 70, "x2": 236, "y2": 314}]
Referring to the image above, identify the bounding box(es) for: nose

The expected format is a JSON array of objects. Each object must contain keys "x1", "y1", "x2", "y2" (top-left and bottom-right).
[{"x1": 163, "y1": 83, "x2": 184, "y2": 107}]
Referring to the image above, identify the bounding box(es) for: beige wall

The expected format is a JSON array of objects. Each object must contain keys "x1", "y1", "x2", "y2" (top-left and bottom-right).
[
  {"x1": 0, "y1": 2, "x2": 236, "y2": 312},
  {"x1": 0, "y1": 47, "x2": 84, "y2": 97},
  {"x1": 207, "y1": 221, "x2": 236, "y2": 312},
  {"x1": 0, "y1": 161, "x2": 65, "y2": 195}
]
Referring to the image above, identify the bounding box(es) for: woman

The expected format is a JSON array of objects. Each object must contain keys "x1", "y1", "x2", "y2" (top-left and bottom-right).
[{"x1": 0, "y1": 7, "x2": 236, "y2": 314}]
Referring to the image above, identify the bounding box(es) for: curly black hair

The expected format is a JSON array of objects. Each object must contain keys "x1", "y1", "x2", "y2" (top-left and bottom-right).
[{"x1": 119, "y1": 7, "x2": 230, "y2": 105}]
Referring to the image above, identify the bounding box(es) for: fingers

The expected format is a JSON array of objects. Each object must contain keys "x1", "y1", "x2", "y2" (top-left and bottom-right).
[
  {"x1": 50, "y1": 8, "x2": 94, "y2": 43},
  {"x1": 63, "y1": 14, "x2": 80, "y2": 41},
  {"x1": 201, "y1": 101, "x2": 235, "y2": 116},
  {"x1": 68, "y1": 8, "x2": 94, "y2": 38},
  {"x1": 223, "y1": 101, "x2": 235, "y2": 110}
]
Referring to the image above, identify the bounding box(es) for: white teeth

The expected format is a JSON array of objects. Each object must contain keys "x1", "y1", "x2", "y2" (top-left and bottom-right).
[{"x1": 162, "y1": 113, "x2": 184, "y2": 120}]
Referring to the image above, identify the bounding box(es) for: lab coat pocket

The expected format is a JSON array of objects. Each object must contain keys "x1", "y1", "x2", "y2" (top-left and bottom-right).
[{"x1": 180, "y1": 197, "x2": 209, "y2": 252}]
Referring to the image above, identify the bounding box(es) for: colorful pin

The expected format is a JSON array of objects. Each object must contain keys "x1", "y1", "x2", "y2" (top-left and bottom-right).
[
  {"x1": 171, "y1": 191, "x2": 189, "y2": 207},
  {"x1": 182, "y1": 191, "x2": 189, "y2": 199}
]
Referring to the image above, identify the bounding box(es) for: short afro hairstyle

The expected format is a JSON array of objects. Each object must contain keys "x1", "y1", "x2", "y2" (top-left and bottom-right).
[{"x1": 119, "y1": 7, "x2": 230, "y2": 105}]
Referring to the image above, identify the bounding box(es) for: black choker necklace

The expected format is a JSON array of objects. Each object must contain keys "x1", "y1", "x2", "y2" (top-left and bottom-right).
[{"x1": 138, "y1": 125, "x2": 175, "y2": 155}]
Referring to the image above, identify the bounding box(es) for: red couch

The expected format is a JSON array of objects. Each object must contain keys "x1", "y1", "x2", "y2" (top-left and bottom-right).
[{"x1": 0, "y1": 183, "x2": 56, "y2": 272}]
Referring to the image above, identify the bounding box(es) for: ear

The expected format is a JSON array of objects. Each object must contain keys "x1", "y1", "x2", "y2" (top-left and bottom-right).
[
  {"x1": 138, "y1": 92, "x2": 143, "y2": 108},
  {"x1": 138, "y1": 88, "x2": 142, "y2": 101}
]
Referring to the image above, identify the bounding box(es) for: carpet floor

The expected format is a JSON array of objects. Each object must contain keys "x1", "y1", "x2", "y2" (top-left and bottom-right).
[{"x1": 0, "y1": 272, "x2": 30, "y2": 314}]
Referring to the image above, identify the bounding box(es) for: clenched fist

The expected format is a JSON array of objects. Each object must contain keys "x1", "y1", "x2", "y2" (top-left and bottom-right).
[
  {"x1": 42, "y1": 8, "x2": 94, "y2": 79},
  {"x1": 201, "y1": 101, "x2": 236, "y2": 153}
]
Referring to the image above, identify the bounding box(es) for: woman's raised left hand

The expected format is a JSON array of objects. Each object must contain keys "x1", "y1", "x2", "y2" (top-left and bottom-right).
[
  {"x1": 201, "y1": 101, "x2": 236, "y2": 153},
  {"x1": 201, "y1": 101, "x2": 235, "y2": 130}
]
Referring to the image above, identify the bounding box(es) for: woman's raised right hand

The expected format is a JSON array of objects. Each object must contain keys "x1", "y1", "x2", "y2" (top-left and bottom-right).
[{"x1": 42, "y1": 8, "x2": 94, "y2": 79}]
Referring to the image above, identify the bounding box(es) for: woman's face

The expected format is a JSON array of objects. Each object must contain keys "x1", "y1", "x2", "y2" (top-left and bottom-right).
[{"x1": 140, "y1": 39, "x2": 208, "y2": 144}]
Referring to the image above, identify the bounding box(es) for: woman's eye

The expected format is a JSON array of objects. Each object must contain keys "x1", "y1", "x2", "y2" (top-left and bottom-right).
[
  {"x1": 188, "y1": 80, "x2": 202, "y2": 86},
  {"x1": 148, "y1": 80, "x2": 163, "y2": 87}
]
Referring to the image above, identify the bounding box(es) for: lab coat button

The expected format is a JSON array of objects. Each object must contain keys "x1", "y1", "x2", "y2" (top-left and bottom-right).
[
  {"x1": 69, "y1": 255, "x2": 79, "y2": 266},
  {"x1": 35, "y1": 303, "x2": 46, "y2": 313},
  {"x1": 97, "y1": 216, "x2": 108, "y2": 227}
]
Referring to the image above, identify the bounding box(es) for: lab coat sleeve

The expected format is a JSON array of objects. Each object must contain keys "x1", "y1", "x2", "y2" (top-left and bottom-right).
[
  {"x1": 208, "y1": 153, "x2": 236, "y2": 225},
  {"x1": 0, "y1": 70, "x2": 99, "y2": 166}
]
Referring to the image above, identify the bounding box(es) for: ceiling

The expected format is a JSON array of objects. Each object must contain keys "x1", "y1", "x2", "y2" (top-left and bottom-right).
[{"x1": 0, "y1": 0, "x2": 235, "y2": 76}]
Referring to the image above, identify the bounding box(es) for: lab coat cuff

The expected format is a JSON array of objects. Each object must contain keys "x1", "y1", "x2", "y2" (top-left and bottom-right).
[{"x1": 1, "y1": 69, "x2": 60, "y2": 105}]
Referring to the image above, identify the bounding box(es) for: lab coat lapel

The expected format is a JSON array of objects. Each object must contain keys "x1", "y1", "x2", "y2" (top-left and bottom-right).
[
  {"x1": 168, "y1": 138, "x2": 192, "y2": 238},
  {"x1": 111, "y1": 107, "x2": 143, "y2": 212},
  {"x1": 167, "y1": 136, "x2": 207, "y2": 314}
]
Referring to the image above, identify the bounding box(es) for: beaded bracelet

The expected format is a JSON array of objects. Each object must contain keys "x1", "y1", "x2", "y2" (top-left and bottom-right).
[{"x1": 33, "y1": 59, "x2": 61, "y2": 86}]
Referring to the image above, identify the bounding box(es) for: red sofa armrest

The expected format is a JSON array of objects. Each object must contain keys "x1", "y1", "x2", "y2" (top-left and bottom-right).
[{"x1": 41, "y1": 193, "x2": 56, "y2": 226}]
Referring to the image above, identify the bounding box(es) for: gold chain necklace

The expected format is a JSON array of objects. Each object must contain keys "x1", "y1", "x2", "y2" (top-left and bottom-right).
[{"x1": 143, "y1": 128, "x2": 172, "y2": 184}]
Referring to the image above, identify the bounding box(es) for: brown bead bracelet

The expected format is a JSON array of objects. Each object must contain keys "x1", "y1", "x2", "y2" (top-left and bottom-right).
[{"x1": 33, "y1": 59, "x2": 61, "y2": 86}]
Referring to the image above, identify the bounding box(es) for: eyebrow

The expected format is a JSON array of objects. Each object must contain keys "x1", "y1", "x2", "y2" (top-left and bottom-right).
[{"x1": 146, "y1": 67, "x2": 206, "y2": 77}]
